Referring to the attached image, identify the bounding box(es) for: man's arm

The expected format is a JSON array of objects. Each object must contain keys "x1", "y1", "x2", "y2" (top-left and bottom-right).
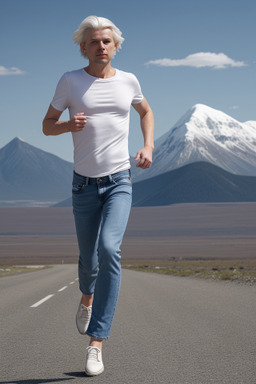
[
  {"x1": 132, "y1": 97, "x2": 154, "y2": 169},
  {"x1": 42, "y1": 105, "x2": 87, "y2": 136}
]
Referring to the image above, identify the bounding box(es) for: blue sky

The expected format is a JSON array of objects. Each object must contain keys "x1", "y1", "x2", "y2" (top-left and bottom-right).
[{"x1": 1, "y1": 0, "x2": 255, "y2": 161}]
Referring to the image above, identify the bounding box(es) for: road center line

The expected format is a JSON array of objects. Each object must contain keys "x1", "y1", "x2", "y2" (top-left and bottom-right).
[
  {"x1": 30, "y1": 278, "x2": 77, "y2": 308},
  {"x1": 30, "y1": 294, "x2": 54, "y2": 308},
  {"x1": 58, "y1": 286, "x2": 68, "y2": 292}
]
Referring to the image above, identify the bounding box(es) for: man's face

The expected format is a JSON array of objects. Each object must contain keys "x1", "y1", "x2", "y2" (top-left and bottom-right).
[{"x1": 81, "y1": 28, "x2": 118, "y2": 65}]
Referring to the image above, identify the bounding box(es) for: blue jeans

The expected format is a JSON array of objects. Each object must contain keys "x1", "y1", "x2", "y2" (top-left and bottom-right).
[{"x1": 72, "y1": 169, "x2": 132, "y2": 339}]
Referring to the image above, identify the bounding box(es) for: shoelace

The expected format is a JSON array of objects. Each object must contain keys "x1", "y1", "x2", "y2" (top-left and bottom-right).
[
  {"x1": 87, "y1": 346, "x2": 100, "y2": 362},
  {"x1": 80, "y1": 305, "x2": 92, "y2": 320}
]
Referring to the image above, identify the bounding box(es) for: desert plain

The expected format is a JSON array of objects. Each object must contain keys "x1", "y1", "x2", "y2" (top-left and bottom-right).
[{"x1": 0, "y1": 202, "x2": 256, "y2": 270}]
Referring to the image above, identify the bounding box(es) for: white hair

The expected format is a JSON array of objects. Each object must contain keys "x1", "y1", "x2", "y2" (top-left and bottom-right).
[{"x1": 73, "y1": 15, "x2": 125, "y2": 58}]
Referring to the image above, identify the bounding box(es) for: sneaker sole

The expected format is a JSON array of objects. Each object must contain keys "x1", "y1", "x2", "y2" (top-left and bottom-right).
[
  {"x1": 76, "y1": 314, "x2": 89, "y2": 335},
  {"x1": 85, "y1": 366, "x2": 104, "y2": 376}
]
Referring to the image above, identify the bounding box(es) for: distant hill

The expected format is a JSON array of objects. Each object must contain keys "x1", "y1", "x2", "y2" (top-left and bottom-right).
[
  {"x1": 133, "y1": 104, "x2": 256, "y2": 182},
  {"x1": 132, "y1": 161, "x2": 256, "y2": 206},
  {"x1": 54, "y1": 162, "x2": 256, "y2": 207},
  {"x1": 0, "y1": 138, "x2": 73, "y2": 203}
]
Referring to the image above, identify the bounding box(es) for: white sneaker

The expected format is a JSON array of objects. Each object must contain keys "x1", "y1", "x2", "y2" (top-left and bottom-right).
[
  {"x1": 85, "y1": 346, "x2": 104, "y2": 376},
  {"x1": 76, "y1": 301, "x2": 92, "y2": 334}
]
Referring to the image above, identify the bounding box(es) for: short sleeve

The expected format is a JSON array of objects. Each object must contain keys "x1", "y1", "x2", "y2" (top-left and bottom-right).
[
  {"x1": 50, "y1": 73, "x2": 69, "y2": 112},
  {"x1": 131, "y1": 74, "x2": 144, "y2": 105}
]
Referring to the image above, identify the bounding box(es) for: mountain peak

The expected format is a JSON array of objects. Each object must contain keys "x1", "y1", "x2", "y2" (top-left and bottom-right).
[
  {"x1": 16, "y1": 137, "x2": 25, "y2": 142},
  {"x1": 0, "y1": 137, "x2": 73, "y2": 204},
  {"x1": 8, "y1": 137, "x2": 25, "y2": 144},
  {"x1": 188, "y1": 104, "x2": 230, "y2": 122},
  {"x1": 1, "y1": 137, "x2": 26, "y2": 151},
  {"x1": 171, "y1": 104, "x2": 227, "y2": 135},
  {"x1": 182, "y1": 103, "x2": 248, "y2": 141},
  {"x1": 191, "y1": 103, "x2": 214, "y2": 113},
  {"x1": 135, "y1": 103, "x2": 256, "y2": 182}
]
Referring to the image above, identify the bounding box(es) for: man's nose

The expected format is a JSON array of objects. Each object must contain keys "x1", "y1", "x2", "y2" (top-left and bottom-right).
[{"x1": 98, "y1": 41, "x2": 105, "y2": 50}]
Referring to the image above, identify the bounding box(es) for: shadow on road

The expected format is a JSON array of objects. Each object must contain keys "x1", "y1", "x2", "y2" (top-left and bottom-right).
[
  {"x1": 0, "y1": 379, "x2": 74, "y2": 384},
  {"x1": 0, "y1": 372, "x2": 89, "y2": 383},
  {"x1": 64, "y1": 372, "x2": 86, "y2": 378}
]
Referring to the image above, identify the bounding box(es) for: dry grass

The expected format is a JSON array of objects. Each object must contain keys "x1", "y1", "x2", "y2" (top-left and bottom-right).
[
  {"x1": 2, "y1": 260, "x2": 256, "y2": 284},
  {"x1": 122, "y1": 259, "x2": 256, "y2": 284},
  {"x1": 0, "y1": 265, "x2": 51, "y2": 277}
]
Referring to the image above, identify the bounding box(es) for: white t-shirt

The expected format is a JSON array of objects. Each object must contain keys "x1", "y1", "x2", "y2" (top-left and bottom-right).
[{"x1": 51, "y1": 68, "x2": 144, "y2": 177}]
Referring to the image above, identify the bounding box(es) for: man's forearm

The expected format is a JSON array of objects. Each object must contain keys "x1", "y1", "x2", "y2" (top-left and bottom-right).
[
  {"x1": 42, "y1": 119, "x2": 70, "y2": 136},
  {"x1": 141, "y1": 109, "x2": 154, "y2": 149}
]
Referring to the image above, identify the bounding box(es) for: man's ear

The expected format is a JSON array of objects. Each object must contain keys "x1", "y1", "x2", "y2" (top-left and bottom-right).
[{"x1": 80, "y1": 42, "x2": 86, "y2": 53}]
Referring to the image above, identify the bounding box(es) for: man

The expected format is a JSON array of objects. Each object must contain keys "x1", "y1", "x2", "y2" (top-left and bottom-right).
[{"x1": 43, "y1": 15, "x2": 154, "y2": 376}]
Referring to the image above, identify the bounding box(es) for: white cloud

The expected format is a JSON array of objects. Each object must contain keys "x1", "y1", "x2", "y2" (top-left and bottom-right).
[
  {"x1": 145, "y1": 52, "x2": 247, "y2": 69},
  {"x1": 0, "y1": 66, "x2": 25, "y2": 76}
]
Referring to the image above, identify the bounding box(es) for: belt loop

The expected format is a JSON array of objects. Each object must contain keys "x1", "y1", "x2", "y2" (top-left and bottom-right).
[
  {"x1": 85, "y1": 177, "x2": 89, "y2": 186},
  {"x1": 108, "y1": 174, "x2": 113, "y2": 183}
]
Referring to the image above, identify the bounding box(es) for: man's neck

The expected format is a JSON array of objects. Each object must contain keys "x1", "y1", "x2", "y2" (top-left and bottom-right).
[{"x1": 84, "y1": 64, "x2": 116, "y2": 79}]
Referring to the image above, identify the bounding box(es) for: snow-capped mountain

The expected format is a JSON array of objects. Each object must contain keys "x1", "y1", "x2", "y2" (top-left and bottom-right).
[
  {"x1": 245, "y1": 121, "x2": 256, "y2": 130},
  {"x1": 134, "y1": 104, "x2": 256, "y2": 181}
]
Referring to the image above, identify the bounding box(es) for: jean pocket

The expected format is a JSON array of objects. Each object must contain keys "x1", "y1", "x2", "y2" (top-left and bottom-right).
[
  {"x1": 112, "y1": 175, "x2": 131, "y2": 185},
  {"x1": 72, "y1": 182, "x2": 85, "y2": 194}
]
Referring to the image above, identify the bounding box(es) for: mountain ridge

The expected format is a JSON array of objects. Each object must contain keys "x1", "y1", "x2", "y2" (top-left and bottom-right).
[
  {"x1": 54, "y1": 161, "x2": 256, "y2": 207},
  {"x1": 133, "y1": 104, "x2": 256, "y2": 181},
  {"x1": 1, "y1": 102, "x2": 256, "y2": 206}
]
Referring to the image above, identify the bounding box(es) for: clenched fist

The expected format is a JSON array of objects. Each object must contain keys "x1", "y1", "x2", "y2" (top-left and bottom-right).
[{"x1": 68, "y1": 112, "x2": 87, "y2": 132}]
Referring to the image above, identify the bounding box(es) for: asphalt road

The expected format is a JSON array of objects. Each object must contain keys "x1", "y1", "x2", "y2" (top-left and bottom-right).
[{"x1": 1, "y1": 265, "x2": 256, "y2": 384}]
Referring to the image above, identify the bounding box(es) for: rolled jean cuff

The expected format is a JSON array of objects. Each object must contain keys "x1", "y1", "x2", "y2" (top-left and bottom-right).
[{"x1": 86, "y1": 331, "x2": 107, "y2": 341}]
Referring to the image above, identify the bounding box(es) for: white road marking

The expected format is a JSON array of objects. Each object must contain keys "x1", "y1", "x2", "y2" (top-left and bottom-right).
[
  {"x1": 30, "y1": 277, "x2": 78, "y2": 308},
  {"x1": 30, "y1": 294, "x2": 54, "y2": 308},
  {"x1": 58, "y1": 286, "x2": 68, "y2": 292}
]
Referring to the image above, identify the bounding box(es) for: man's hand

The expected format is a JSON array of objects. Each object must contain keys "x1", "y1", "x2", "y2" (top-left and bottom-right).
[
  {"x1": 132, "y1": 98, "x2": 154, "y2": 170},
  {"x1": 68, "y1": 112, "x2": 87, "y2": 132},
  {"x1": 43, "y1": 106, "x2": 87, "y2": 136},
  {"x1": 134, "y1": 145, "x2": 153, "y2": 169}
]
